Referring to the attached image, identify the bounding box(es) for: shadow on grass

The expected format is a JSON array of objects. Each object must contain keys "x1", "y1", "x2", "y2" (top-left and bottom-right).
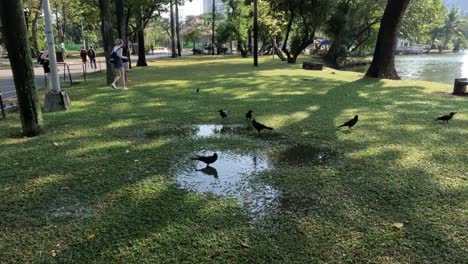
[{"x1": 0, "y1": 56, "x2": 466, "y2": 262}]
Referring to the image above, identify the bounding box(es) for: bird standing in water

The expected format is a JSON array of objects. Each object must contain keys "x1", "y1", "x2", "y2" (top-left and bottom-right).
[{"x1": 191, "y1": 153, "x2": 218, "y2": 167}]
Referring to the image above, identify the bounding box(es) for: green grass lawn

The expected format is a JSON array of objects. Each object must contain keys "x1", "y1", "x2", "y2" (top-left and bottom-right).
[{"x1": 0, "y1": 56, "x2": 467, "y2": 263}]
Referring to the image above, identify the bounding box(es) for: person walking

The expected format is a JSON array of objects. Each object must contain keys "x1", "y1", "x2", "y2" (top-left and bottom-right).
[
  {"x1": 87, "y1": 46, "x2": 97, "y2": 70},
  {"x1": 40, "y1": 49, "x2": 52, "y2": 88},
  {"x1": 110, "y1": 39, "x2": 128, "y2": 91},
  {"x1": 80, "y1": 47, "x2": 88, "y2": 70},
  {"x1": 122, "y1": 40, "x2": 131, "y2": 82}
]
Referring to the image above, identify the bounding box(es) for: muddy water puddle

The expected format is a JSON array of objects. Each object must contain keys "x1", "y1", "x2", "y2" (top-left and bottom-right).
[
  {"x1": 174, "y1": 151, "x2": 279, "y2": 219},
  {"x1": 174, "y1": 144, "x2": 338, "y2": 219},
  {"x1": 193, "y1": 124, "x2": 249, "y2": 138}
]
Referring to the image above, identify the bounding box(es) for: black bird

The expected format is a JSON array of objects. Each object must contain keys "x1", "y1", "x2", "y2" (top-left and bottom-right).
[
  {"x1": 435, "y1": 112, "x2": 456, "y2": 123},
  {"x1": 337, "y1": 115, "x2": 359, "y2": 129},
  {"x1": 196, "y1": 88, "x2": 199, "y2": 93},
  {"x1": 218, "y1": 109, "x2": 228, "y2": 119},
  {"x1": 245, "y1": 110, "x2": 253, "y2": 120},
  {"x1": 252, "y1": 119, "x2": 273, "y2": 133},
  {"x1": 191, "y1": 153, "x2": 218, "y2": 167}
]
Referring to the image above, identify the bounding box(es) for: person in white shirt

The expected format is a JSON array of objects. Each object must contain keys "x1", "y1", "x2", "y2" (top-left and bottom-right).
[{"x1": 110, "y1": 39, "x2": 128, "y2": 90}]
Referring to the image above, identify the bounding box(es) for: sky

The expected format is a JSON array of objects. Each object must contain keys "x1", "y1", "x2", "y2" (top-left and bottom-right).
[{"x1": 181, "y1": 0, "x2": 204, "y2": 16}]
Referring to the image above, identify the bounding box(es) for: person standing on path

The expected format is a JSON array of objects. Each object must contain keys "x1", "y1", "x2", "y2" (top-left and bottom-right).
[
  {"x1": 40, "y1": 49, "x2": 52, "y2": 88},
  {"x1": 87, "y1": 46, "x2": 97, "y2": 69},
  {"x1": 122, "y1": 40, "x2": 130, "y2": 82},
  {"x1": 80, "y1": 47, "x2": 88, "y2": 70},
  {"x1": 110, "y1": 39, "x2": 128, "y2": 91}
]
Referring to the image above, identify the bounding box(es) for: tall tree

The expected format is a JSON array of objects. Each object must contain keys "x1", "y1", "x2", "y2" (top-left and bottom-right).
[
  {"x1": 98, "y1": 0, "x2": 115, "y2": 84},
  {"x1": 225, "y1": 0, "x2": 251, "y2": 57},
  {"x1": 31, "y1": 0, "x2": 43, "y2": 56},
  {"x1": 0, "y1": 0, "x2": 43, "y2": 136},
  {"x1": 323, "y1": 0, "x2": 382, "y2": 68},
  {"x1": 116, "y1": 0, "x2": 126, "y2": 39},
  {"x1": 400, "y1": 0, "x2": 446, "y2": 46},
  {"x1": 365, "y1": 0, "x2": 411, "y2": 79},
  {"x1": 279, "y1": 0, "x2": 332, "y2": 63},
  {"x1": 175, "y1": 0, "x2": 182, "y2": 56},
  {"x1": 253, "y1": 0, "x2": 258, "y2": 65},
  {"x1": 211, "y1": 0, "x2": 216, "y2": 55},
  {"x1": 440, "y1": 8, "x2": 463, "y2": 53},
  {"x1": 136, "y1": 7, "x2": 148, "y2": 66},
  {"x1": 170, "y1": 0, "x2": 177, "y2": 57},
  {"x1": 128, "y1": 0, "x2": 167, "y2": 66}
]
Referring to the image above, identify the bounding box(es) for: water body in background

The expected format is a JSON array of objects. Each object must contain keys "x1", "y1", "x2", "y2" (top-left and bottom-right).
[{"x1": 347, "y1": 51, "x2": 468, "y2": 84}]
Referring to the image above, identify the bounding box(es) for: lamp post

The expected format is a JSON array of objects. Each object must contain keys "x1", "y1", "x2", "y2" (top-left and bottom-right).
[{"x1": 42, "y1": 0, "x2": 71, "y2": 112}]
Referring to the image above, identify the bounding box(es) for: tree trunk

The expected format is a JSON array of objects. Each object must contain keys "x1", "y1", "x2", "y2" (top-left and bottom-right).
[
  {"x1": 116, "y1": 0, "x2": 126, "y2": 39},
  {"x1": 136, "y1": 26, "x2": 147, "y2": 66},
  {"x1": 248, "y1": 29, "x2": 252, "y2": 54},
  {"x1": 253, "y1": 0, "x2": 258, "y2": 66},
  {"x1": 125, "y1": 6, "x2": 132, "y2": 41},
  {"x1": 281, "y1": 12, "x2": 294, "y2": 62},
  {"x1": 98, "y1": 0, "x2": 115, "y2": 84},
  {"x1": 365, "y1": 0, "x2": 411, "y2": 79},
  {"x1": 323, "y1": 0, "x2": 351, "y2": 68},
  {"x1": 211, "y1": 0, "x2": 216, "y2": 55},
  {"x1": 271, "y1": 36, "x2": 286, "y2": 61},
  {"x1": 31, "y1": 0, "x2": 43, "y2": 57},
  {"x1": 175, "y1": 0, "x2": 182, "y2": 56},
  {"x1": 0, "y1": 0, "x2": 43, "y2": 136},
  {"x1": 170, "y1": 0, "x2": 177, "y2": 58}
]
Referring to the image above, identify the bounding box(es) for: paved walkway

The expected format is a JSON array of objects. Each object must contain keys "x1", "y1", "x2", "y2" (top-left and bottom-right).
[{"x1": 0, "y1": 52, "x2": 190, "y2": 100}]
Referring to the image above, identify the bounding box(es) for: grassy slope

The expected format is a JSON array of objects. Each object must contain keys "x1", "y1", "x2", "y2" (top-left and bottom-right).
[{"x1": 0, "y1": 56, "x2": 467, "y2": 263}]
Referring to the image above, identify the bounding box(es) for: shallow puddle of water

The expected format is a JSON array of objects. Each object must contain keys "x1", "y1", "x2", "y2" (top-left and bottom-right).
[
  {"x1": 193, "y1": 124, "x2": 247, "y2": 138},
  {"x1": 49, "y1": 205, "x2": 93, "y2": 220},
  {"x1": 174, "y1": 151, "x2": 279, "y2": 219}
]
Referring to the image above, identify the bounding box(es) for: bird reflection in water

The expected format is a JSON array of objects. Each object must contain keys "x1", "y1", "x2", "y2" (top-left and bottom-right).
[{"x1": 196, "y1": 166, "x2": 219, "y2": 178}]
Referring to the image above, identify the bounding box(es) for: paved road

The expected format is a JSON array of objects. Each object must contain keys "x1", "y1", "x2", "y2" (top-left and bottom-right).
[{"x1": 0, "y1": 52, "x2": 189, "y2": 100}]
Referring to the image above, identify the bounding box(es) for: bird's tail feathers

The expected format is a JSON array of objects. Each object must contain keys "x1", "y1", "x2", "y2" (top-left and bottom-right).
[{"x1": 265, "y1": 126, "x2": 273, "y2": 130}]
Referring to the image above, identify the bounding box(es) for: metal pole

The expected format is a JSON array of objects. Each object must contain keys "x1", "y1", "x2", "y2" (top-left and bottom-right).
[{"x1": 42, "y1": 0, "x2": 61, "y2": 92}]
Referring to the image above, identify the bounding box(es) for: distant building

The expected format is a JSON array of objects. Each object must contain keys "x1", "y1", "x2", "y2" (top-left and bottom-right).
[
  {"x1": 202, "y1": 0, "x2": 227, "y2": 14},
  {"x1": 443, "y1": 0, "x2": 468, "y2": 16}
]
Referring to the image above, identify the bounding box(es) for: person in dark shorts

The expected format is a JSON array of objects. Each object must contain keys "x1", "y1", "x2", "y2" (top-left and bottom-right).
[
  {"x1": 40, "y1": 50, "x2": 52, "y2": 88},
  {"x1": 80, "y1": 47, "x2": 88, "y2": 69},
  {"x1": 87, "y1": 47, "x2": 97, "y2": 69},
  {"x1": 122, "y1": 40, "x2": 130, "y2": 81},
  {"x1": 110, "y1": 39, "x2": 128, "y2": 90}
]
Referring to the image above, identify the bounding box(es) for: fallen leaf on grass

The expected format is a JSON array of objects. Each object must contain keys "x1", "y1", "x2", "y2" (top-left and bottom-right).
[
  {"x1": 240, "y1": 240, "x2": 251, "y2": 248},
  {"x1": 392, "y1": 223, "x2": 404, "y2": 229},
  {"x1": 53, "y1": 142, "x2": 59, "y2": 146}
]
